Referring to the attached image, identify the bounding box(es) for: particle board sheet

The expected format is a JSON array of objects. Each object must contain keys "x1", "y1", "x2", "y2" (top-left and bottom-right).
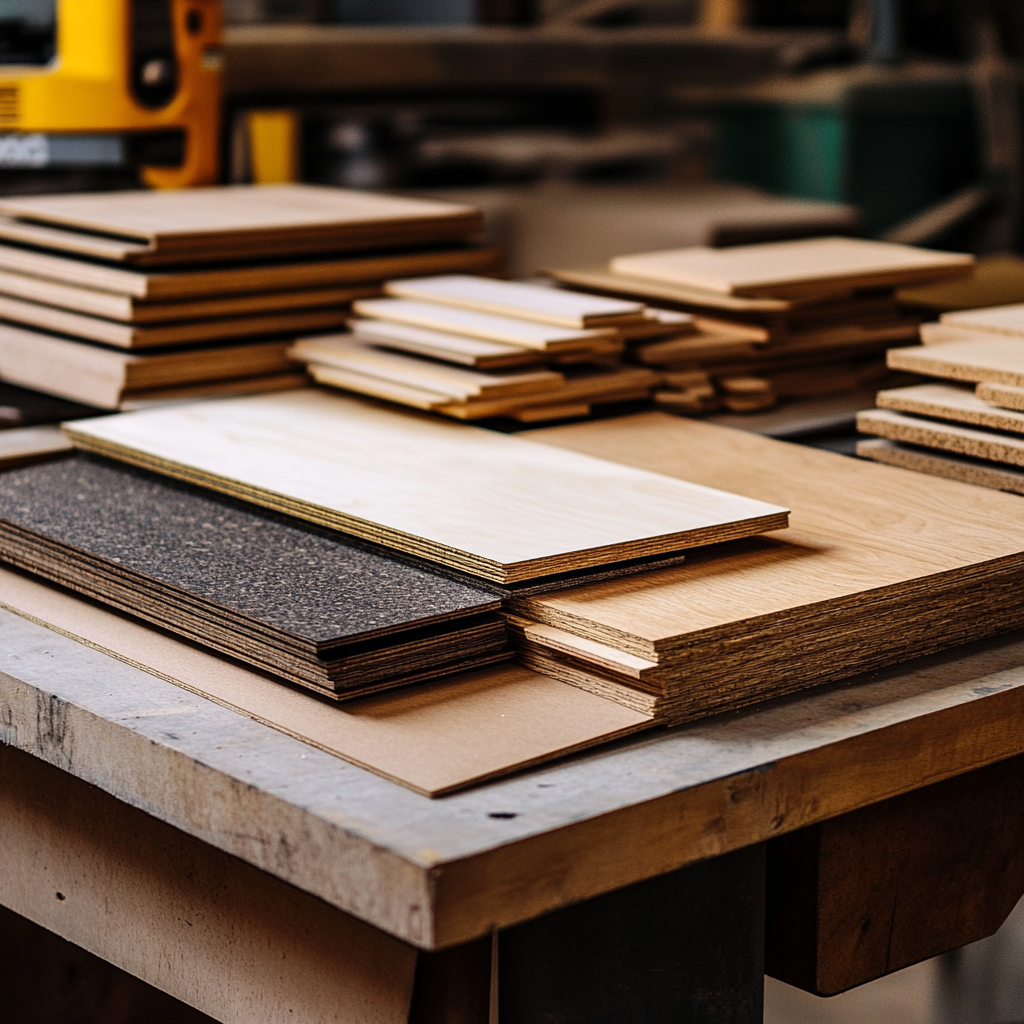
[
  {"x1": 0, "y1": 243, "x2": 503, "y2": 300},
  {"x1": 888, "y1": 337, "x2": 1024, "y2": 387},
  {"x1": 940, "y1": 302, "x2": 1024, "y2": 338},
  {"x1": 977, "y1": 381, "x2": 1024, "y2": 411},
  {"x1": 0, "y1": 185, "x2": 485, "y2": 266},
  {"x1": 0, "y1": 456, "x2": 507, "y2": 695},
  {"x1": 857, "y1": 408, "x2": 1024, "y2": 468},
  {"x1": 856, "y1": 438, "x2": 1024, "y2": 496},
  {"x1": 609, "y1": 237, "x2": 974, "y2": 300},
  {"x1": 0, "y1": 568, "x2": 652, "y2": 796},
  {"x1": 383, "y1": 274, "x2": 645, "y2": 328},
  {"x1": 505, "y1": 413, "x2": 1024, "y2": 723},
  {"x1": 0, "y1": 293, "x2": 350, "y2": 349},
  {"x1": 62, "y1": 389, "x2": 790, "y2": 584},
  {"x1": 876, "y1": 383, "x2": 1024, "y2": 435}
]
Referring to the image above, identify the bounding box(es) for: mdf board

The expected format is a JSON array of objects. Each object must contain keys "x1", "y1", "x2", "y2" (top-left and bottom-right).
[
  {"x1": 857, "y1": 408, "x2": 1024, "y2": 468},
  {"x1": 0, "y1": 185, "x2": 485, "y2": 265},
  {"x1": 877, "y1": 383, "x2": 1024, "y2": 434},
  {"x1": 888, "y1": 337, "x2": 1024, "y2": 386},
  {"x1": 609, "y1": 237, "x2": 974, "y2": 299},
  {"x1": 510, "y1": 413, "x2": 1024, "y2": 721},
  {"x1": 384, "y1": 274, "x2": 645, "y2": 328},
  {"x1": 0, "y1": 242, "x2": 503, "y2": 300},
  {"x1": 0, "y1": 568, "x2": 652, "y2": 796},
  {"x1": 941, "y1": 302, "x2": 1024, "y2": 338},
  {"x1": 62, "y1": 389, "x2": 790, "y2": 585},
  {"x1": 856, "y1": 438, "x2": 1024, "y2": 496}
]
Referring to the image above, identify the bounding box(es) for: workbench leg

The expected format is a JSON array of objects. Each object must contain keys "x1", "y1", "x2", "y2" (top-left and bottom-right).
[{"x1": 497, "y1": 843, "x2": 766, "y2": 1024}]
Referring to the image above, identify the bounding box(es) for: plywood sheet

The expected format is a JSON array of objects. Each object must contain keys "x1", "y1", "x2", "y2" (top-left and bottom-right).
[
  {"x1": 856, "y1": 437, "x2": 1024, "y2": 495},
  {"x1": 877, "y1": 383, "x2": 1024, "y2": 434},
  {"x1": 888, "y1": 337, "x2": 1024, "y2": 387},
  {"x1": 62, "y1": 389, "x2": 789, "y2": 584},
  {"x1": 0, "y1": 567, "x2": 652, "y2": 796},
  {"x1": 610, "y1": 237, "x2": 974, "y2": 299}
]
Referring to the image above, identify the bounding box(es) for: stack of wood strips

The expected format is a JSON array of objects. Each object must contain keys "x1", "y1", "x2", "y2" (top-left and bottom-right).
[
  {"x1": 551, "y1": 236, "x2": 974, "y2": 414},
  {"x1": 289, "y1": 274, "x2": 662, "y2": 422},
  {"x1": 857, "y1": 303, "x2": 1024, "y2": 495},
  {"x1": 0, "y1": 185, "x2": 498, "y2": 409}
]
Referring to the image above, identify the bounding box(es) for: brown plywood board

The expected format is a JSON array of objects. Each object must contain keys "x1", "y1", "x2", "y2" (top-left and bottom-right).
[
  {"x1": 877, "y1": 383, "x2": 1024, "y2": 434},
  {"x1": 0, "y1": 568, "x2": 652, "y2": 796},
  {"x1": 888, "y1": 337, "x2": 1024, "y2": 387}
]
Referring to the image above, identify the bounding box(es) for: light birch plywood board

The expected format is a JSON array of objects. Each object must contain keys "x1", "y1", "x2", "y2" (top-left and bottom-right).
[
  {"x1": 857, "y1": 408, "x2": 1024, "y2": 467},
  {"x1": 353, "y1": 297, "x2": 619, "y2": 352},
  {"x1": 0, "y1": 424, "x2": 73, "y2": 468},
  {"x1": 62, "y1": 389, "x2": 789, "y2": 583},
  {"x1": 888, "y1": 337, "x2": 1024, "y2": 386},
  {"x1": 0, "y1": 568, "x2": 652, "y2": 795},
  {"x1": 877, "y1": 383, "x2": 1024, "y2": 434},
  {"x1": 610, "y1": 237, "x2": 974, "y2": 299},
  {"x1": 978, "y1": 381, "x2": 1024, "y2": 411},
  {"x1": 856, "y1": 437, "x2": 1024, "y2": 496},
  {"x1": 0, "y1": 242, "x2": 503, "y2": 299},
  {"x1": 384, "y1": 274, "x2": 644, "y2": 328},
  {"x1": 941, "y1": 302, "x2": 1024, "y2": 338}
]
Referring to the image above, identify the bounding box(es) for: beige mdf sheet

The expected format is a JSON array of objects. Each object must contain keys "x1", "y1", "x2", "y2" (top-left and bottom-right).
[
  {"x1": 62, "y1": 389, "x2": 789, "y2": 584},
  {"x1": 856, "y1": 437, "x2": 1024, "y2": 496},
  {"x1": 877, "y1": 383, "x2": 1024, "y2": 434},
  {"x1": 348, "y1": 320, "x2": 545, "y2": 369},
  {"x1": 0, "y1": 568, "x2": 651, "y2": 796},
  {"x1": 941, "y1": 302, "x2": 1024, "y2": 338},
  {"x1": 888, "y1": 337, "x2": 1024, "y2": 387},
  {"x1": 0, "y1": 243, "x2": 502, "y2": 300},
  {"x1": 0, "y1": 185, "x2": 484, "y2": 265},
  {"x1": 610, "y1": 237, "x2": 974, "y2": 299},
  {"x1": 384, "y1": 274, "x2": 645, "y2": 328}
]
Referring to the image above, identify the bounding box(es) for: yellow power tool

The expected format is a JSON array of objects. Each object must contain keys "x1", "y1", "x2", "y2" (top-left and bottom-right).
[{"x1": 0, "y1": 0, "x2": 223, "y2": 189}]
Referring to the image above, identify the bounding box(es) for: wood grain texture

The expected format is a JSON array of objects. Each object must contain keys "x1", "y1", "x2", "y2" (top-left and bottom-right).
[
  {"x1": 610, "y1": 237, "x2": 973, "y2": 299},
  {"x1": 856, "y1": 438, "x2": 1024, "y2": 496},
  {"x1": 888, "y1": 336, "x2": 1024, "y2": 386},
  {"x1": 63, "y1": 390, "x2": 788, "y2": 583},
  {"x1": 877, "y1": 382, "x2": 1024, "y2": 434},
  {"x1": 977, "y1": 380, "x2": 1024, "y2": 410}
]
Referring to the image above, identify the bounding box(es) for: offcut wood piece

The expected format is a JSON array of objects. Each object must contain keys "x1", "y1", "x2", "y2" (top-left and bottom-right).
[
  {"x1": 940, "y1": 301, "x2": 1024, "y2": 338},
  {"x1": 0, "y1": 324, "x2": 296, "y2": 409},
  {"x1": 0, "y1": 241, "x2": 503, "y2": 300},
  {"x1": 117, "y1": 372, "x2": 310, "y2": 411},
  {"x1": 610, "y1": 237, "x2": 974, "y2": 300},
  {"x1": 0, "y1": 292, "x2": 349, "y2": 349},
  {"x1": 766, "y1": 754, "x2": 1024, "y2": 995},
  {"x1": 889, "y1": 335, "x2": 1024, "y2": 386},
  {"x1": 977, "y1": 380, "x2": 1024, "y2": 410},
  {"x1": 0, "y1": 568, "x2": 651, "y2": 796},
  {"x1": 509, "y1": 412, "x2": 1024, "y2": 722},
  {"x1": 615, "y1": 307, "x2": 695, "y2": 341},
  {"x1": 857, "y1": 408, "x2": 1024, "y2": 468},
  {"x1": 898, "y1": 254, "x2": 1024, "y2": 313},
  {"x1": 384, "y1": 273, "x2": 645, "y2": 328},
  {"x1": 353, "y1": 297, "x2": 621, "y2": 353},
  {"x1": 856, "y1": 438, "x2": 1024, "y2": 496},
  {"x1": 877, "y1": 382, "x2": 1024, "y2": 434},
  {"x1": 0, "y1": 456, "x2": 507, "y2": 696},
  {"x1": 63, "y1": 389, "x2": 789, "y2": 584},
  {"x1": 0, "y1": 184, "x2": 484, "y2": 265},
  {"x1": 0, "y1": 425, "x2": 73, "y2": 469}
]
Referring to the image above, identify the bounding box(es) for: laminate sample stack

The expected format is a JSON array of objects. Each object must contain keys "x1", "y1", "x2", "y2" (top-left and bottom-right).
[
  {"x1": 0, "y1": 185, "x2": 499, "y2": 409},
  {"x1": 290, "y1": 274, "x2": 661, "y2": 423},
  {"x1": 551, "y1": 236, "x2": 974, "y2": 414},
  {"x1": 857, "y1": 303, "x2": 1024, "y2": 494}
]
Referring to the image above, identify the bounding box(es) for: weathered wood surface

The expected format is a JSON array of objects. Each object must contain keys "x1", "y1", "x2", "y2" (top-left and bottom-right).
[{"x1": 7, "y1": 608, "x2": 1024, "y2": 949}]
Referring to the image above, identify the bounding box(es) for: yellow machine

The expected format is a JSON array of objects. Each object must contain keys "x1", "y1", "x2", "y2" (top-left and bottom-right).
[{"x1": 0, "y1": 0, "x2": 223, "y2": 189}]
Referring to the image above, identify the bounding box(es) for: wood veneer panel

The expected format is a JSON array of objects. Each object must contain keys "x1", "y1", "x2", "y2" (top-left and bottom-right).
[
  {"x1": 877, "y1": 382, "x2": 1024, "y2": 434},
  {"x1": 63, "y1": 390, "x2": 788, "y2": 584},
  {"x1": 888, "y1": 336, "x2": 1024, "y2": 386},
  {"x1": 855, "y1": 438, "x2": 1024, "y2": 495}
]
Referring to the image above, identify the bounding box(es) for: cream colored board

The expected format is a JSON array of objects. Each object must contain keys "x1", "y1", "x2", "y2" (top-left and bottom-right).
[
  {"x1": 384, "y1": 273, "x2": 644, "y2": 328},
  {"x1": 977, "y1": 381, "x2": 1024, "y2": 411},
  {"x1": 308, "y1": 363, "x2": 450, "y2": 411},
  {"x1": 0, "y1": 424, "x2": 73, "y2": 467},
  {"x1": 941, "y1": 302, "x2": 1024, "y2": 338},
  {"x1": 856, "y1": 438, "x2": 1024, "y2": 496},
  {"x1": 888, "y1": 337, "x2": 1024, "y2": 387},
  {"x1": 62, "y1": 389, "x2": 790, "y2": 584},
  {"x1": 857, "y1": 408, "x2": 1024, "y2": 467},
  {"x1": 610, "y1": 237, "x2": 974, "y2": 298},
  {"x1": 877, "y1": 382, "x2": 1024, "y2": 435},
  {"x1": 353, "y1": 297, "x2": 619, "y2": 352},
  {"x1": 0, "y1": 568, "x2": 652, "y2": 796}
]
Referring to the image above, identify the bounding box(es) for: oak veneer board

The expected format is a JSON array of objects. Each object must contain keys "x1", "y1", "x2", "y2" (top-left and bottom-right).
[
  {"x1": 877, "y1": 383, "x2": 1024, "y2": 434},
  {"x1": 609, "y1": 237, "x2": 974, "y2": 300},
  {"x1": 888, "y1": 337, "x2": 1024, "y2": 387},
  {"x1": 383, "y1": 274, "x2": 645, "y2": 328},
  {"x1": 62, "y1": 389, "x2": 790, "y2": 584},
  {"x1": 856, "y1": 438, "x2": 1024, "y2": 496},
  {"x1": 505, "y1": 413, "x2": 1024, "y2": 722},
  {"x1": 0, "y1": 242, "x2": 503, "y2": 300},
  {"x1": 0, "y1": 568, "x2": 651, "y2": 795},
  {"x1": 0, "y1": 185, "x2": 485, "y2": 265},
  {"x1": 0, "y1": 455, "x2": 507, "y2": 696}
]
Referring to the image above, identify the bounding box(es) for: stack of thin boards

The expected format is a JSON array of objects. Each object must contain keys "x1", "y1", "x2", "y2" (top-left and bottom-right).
[
  {"x1": 289, "y1": 274, "x2": 666, "y2": 423},
  {"x1": 0, "y1": 184, "x2": 501, "y2": 409},
  {"x1": 551, "y1": 236, "x2": 974, "y2": 414},
  {"x1": 857, "y1": 303, "x2": 1024, "y2": 495}
]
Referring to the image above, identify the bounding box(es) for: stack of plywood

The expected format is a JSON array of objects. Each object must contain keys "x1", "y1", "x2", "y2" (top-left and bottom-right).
[
  {"x1": 0, "y1": 185, "x2": 499, "y2": 409},
  {"x1": 289, "y1": 274, "x2": 661, "y2": 423},
  {"x1": 857, "y1": 303, "x2": 1024, "y2": 495},
  {"x1": 551, "y1": 236, "x2": 974, "y2": 414}
]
